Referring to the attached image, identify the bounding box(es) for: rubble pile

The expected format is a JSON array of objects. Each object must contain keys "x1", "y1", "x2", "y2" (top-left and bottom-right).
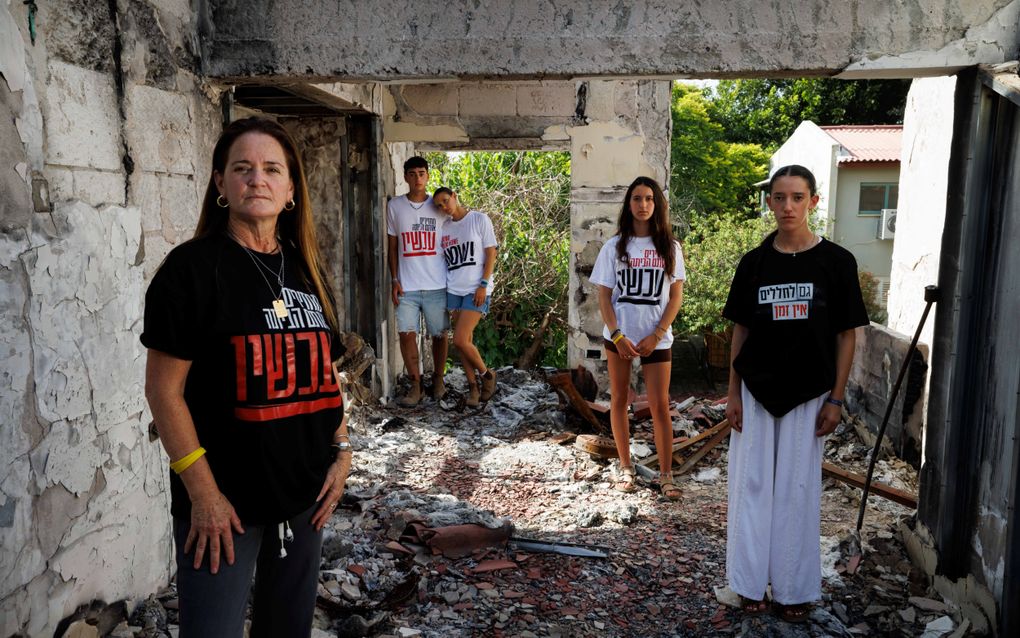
[{"x1": 61, "y1": 368, "x2": 979, "y2": 637}]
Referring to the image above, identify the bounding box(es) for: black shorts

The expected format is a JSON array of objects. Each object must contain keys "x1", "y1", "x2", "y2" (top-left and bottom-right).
[{"x1": 604, "y1": 339, "x2": 672, "y2": 365}]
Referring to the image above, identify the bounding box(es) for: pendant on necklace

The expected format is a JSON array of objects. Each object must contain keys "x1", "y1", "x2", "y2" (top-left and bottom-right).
[{"x1": 273, "y1": 299, "x2": 289, "y2": 318}]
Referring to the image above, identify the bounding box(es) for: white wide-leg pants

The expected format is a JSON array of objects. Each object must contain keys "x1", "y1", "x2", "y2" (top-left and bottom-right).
[{"x1": 726, "y1": 383, "x2": 826, "y2": 604}]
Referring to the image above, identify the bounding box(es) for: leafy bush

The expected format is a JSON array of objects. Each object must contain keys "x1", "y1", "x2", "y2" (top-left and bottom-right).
[
  {"x1": 426, "y1": 151, "x2": 570, "y2": 368},
  {"x1": 858, "y1": 270, "x2": 887, "y2": 325},
  {"x1": 676, "y1": 214, "x2": 775, "y2": 336}
]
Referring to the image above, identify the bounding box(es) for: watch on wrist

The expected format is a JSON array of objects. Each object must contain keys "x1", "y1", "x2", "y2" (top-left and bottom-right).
[{"x1": 331, "y1": 441, "x2": 352, "y2": 453}]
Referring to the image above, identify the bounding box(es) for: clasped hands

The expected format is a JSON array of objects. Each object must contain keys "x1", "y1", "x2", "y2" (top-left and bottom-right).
[{"x1": 616, "y1": 332, "x2": 660, "y2": 360}]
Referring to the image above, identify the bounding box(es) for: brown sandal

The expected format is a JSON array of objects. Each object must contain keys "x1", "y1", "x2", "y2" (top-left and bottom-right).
[
  {"x1": 614, "y1": 466, "x2": 637, "y2": 493},
  {"x1": 740, "y1": 596, "x2": 768, "y2": 615},
  {"x1": 659, "y1": 472, "x2": 681, "y2": 501},
  {"x1": 774, "y1": 602, "x2": 811, "y2": 623}
]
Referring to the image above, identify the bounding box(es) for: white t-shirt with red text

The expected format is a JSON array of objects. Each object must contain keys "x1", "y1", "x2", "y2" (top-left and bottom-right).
[
  {"x1": 386, "y1": 195, "x2": 448, "y2": 291},
  {"x1": 590, "y1": 235, "x2": 686, "y2": 349}
]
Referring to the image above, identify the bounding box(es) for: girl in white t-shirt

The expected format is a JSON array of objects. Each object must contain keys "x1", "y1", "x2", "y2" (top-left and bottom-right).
[
  {"x1": 590, "y1": 176, "x2": 686, "y2": 500},
  {"x1": 433, "y1": 187, "x2": 499, "y2": 407}
]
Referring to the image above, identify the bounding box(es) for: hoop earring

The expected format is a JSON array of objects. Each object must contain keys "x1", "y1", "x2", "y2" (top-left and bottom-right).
[
  {"x1": 284, "y1": 199, "x2": 296, "y2": 211},
  {"x1": 216, "y1": 195, "x2": 229, "y2": 208}
]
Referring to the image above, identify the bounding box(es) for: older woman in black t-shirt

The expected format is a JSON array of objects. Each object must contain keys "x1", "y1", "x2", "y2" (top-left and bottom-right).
[
  {"x1": 142, "y1": 117, "x2": 351, "y2": 638},
  {"x1": 722, "y1": 165, "x2": 868, "y2": 623}
]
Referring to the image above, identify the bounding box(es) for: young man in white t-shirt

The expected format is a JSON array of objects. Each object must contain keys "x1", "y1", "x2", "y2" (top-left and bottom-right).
[{"x1": 387, "y1": 156, "x2": 449, "y2": 406}]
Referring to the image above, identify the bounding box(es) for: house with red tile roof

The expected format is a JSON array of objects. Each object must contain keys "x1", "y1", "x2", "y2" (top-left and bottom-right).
[{"x1": 765, "y1": 122, "x2": 903, "y2": 316}]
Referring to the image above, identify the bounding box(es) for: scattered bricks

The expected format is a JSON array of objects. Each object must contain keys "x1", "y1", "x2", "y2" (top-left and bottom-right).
[
  {"x1": 585, "y1": 400, "x2": 611, "y2": 424},
  {"x1": 384, "y1": 541, "x2": 414, "y2": 555},
  {"x1": 347, "y1": 564, "x2": 366, "y2": 578},
  {"x1": 631, "y1": 399, "x2": 653, "y2": 420},
  {"x1": 473, "y1": 560, "x2": 517, "y2": 574}
]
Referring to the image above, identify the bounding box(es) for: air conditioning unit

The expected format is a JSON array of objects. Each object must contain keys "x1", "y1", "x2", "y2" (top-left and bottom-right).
[{"x1": 878, "y1": 208, "x2": 897, "y2": 240}]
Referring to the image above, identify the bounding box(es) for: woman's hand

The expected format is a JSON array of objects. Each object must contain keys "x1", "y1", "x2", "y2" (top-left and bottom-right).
[
  {"x1": 311, "y1": 453, "x2": 352, "y2": 531},
  {"x1": 726, "y1": 391, "x2": 743, "y2": 432},
  {"x1": 815, "y1": 401, "x2": 841, "y2": 437},
  {"x1": 615, "y1": 337, "x2": 641, "y2": 360},
  {"x1": 185, "y1": 490, "x2": 244, "y2": 574},
  {"x1": 473, "y1": 286, "x2": 487, "y2": 308},
  {"x1": 634, "y1": 334, "x2": 659, "y2": 357}
]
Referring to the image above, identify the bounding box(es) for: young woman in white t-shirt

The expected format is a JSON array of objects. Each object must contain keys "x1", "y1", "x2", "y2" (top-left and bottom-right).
[
  {"x1": 590, "y1": 176, "x2": 686, "y2": 500},
  {"x1": 433, "y1": 187, "x2": 499, "y2": 407}
]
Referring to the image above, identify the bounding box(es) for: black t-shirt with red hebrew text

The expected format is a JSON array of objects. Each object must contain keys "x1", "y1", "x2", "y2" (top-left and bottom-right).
[
  {"x1": 722, "y1": 237, "x2": 869, "y2": 417},
  {"x1": 141, "y1": 234, "x2": 343, "y2": 524}
]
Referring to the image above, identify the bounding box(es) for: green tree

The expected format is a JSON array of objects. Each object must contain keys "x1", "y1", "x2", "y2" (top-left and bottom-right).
[
  {"x1": 425, "y1": 151, "x2": 571, "y2": 368},
  {"x1": 706, "y1": 78, "x2": 911, "y2": 150},
  {"x1": 676, "y1": 214, "x2": 775, "y2": 337},
  {"x1": 670, "y1": 83, "x2": 770, "y2": 225}
]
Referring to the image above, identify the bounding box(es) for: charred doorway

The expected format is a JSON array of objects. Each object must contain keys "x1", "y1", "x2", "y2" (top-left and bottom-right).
[{"x1": 229, "y1": 86, "x2": 385, "y2": 356}]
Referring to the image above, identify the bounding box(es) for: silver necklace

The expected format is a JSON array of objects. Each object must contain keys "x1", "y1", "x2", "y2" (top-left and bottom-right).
[
  {"x1": 408, "y1": 196, "x2": 428, "y2": 210},
  {"x1": 230, "y1": 233, "x2": 288, "y2": 318},
  {"x1": 773, "y1": 234, "x2": 820, "y2": 257}
]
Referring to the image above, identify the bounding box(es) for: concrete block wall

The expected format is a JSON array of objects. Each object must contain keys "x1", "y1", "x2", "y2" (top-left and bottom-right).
[
  {"x1": 384, "y1": 81, "x2": 578, "y2": 150},
  {"x1": 567, "y1": 80, "x2": 673, "y2": 384},
  {"x1": 0, "y1": 1, "x2": 220, "y2": 635}
]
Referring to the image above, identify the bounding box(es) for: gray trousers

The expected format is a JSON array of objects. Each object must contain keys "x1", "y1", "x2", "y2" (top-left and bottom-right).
[{"x1": 173, "y1": 502, "x2": 324, "y2": 638}]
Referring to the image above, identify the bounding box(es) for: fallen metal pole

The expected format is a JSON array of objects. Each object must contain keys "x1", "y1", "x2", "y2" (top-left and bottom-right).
[
  {"x1": 856, "y1": 285, "x2": 940, "y2": 532},
  {"x1": 509, "y1": 537, "x2": 609, "y2": 558}
]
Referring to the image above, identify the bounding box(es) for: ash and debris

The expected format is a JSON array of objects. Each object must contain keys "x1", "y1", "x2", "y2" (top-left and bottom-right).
[{"x1": 65, "y1": 367, "x2": 979, "y2": 638}]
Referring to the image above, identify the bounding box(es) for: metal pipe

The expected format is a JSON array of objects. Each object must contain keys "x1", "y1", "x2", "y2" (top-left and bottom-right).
[{"x1": 856, "y1": 285, "x2": 941, "y2": 532}]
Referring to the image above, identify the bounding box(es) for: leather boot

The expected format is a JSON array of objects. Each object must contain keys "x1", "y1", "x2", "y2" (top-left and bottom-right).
[
  {"x1": 432, "y1": 374, "x2": 447, "y2": 401},
  {"x1": 479, "y1": 369, "x2": 497, "y2": 402},
  {"x1": 465, "y1": 381, "x2": 481, "y2": 407},
  {"x1": 397, "y1": 378, "x2": 422, "y2": 407}
]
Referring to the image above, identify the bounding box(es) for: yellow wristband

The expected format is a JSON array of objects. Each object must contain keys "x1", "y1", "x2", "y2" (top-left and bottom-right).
[
  {"x1": 170, "y1": 447, "x2": 206, "y2": 474},
  {"x1": 612, "y1": 333, "x2": 626, "y2": 344}
]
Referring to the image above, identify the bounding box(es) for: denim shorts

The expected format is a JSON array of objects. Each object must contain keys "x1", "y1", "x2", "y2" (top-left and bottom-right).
[
  {"x1": 447, "y1": 292, "x2": 491, "y2": 315},
  {"x1": 396, "y1": 288, "x2": 449, "y2": 335}
]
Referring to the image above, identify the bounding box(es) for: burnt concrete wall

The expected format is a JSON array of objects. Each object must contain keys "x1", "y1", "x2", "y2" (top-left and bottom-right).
[
  {"x1": 284, "y1": 118, "x2": 348, "y2": 331},
  {"x1": 203, "y1": 0, "x2": 1020, "y2": 80},
  {"x1": 846, "y1": 324, "x2": 928, "y2": 468},
  {"x1": 0, "y1": 1, "x2": 220, "y2": 635}
]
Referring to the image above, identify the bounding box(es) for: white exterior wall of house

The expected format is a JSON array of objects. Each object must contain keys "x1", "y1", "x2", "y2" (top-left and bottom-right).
[
  {"x1": 888, "y1": 77, "x2": 956, "y2": 344},
  {"x1": 769, "y1": 121, "x2": 840, "y2": 232},
  {"x1": 830, "y1": 165, "x2": 899, "y2": 282}
]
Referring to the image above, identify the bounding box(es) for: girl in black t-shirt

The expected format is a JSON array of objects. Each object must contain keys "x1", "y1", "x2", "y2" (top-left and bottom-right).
[{"x1": 722, "y1": 165, "x2": 868, "y2": 622}]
